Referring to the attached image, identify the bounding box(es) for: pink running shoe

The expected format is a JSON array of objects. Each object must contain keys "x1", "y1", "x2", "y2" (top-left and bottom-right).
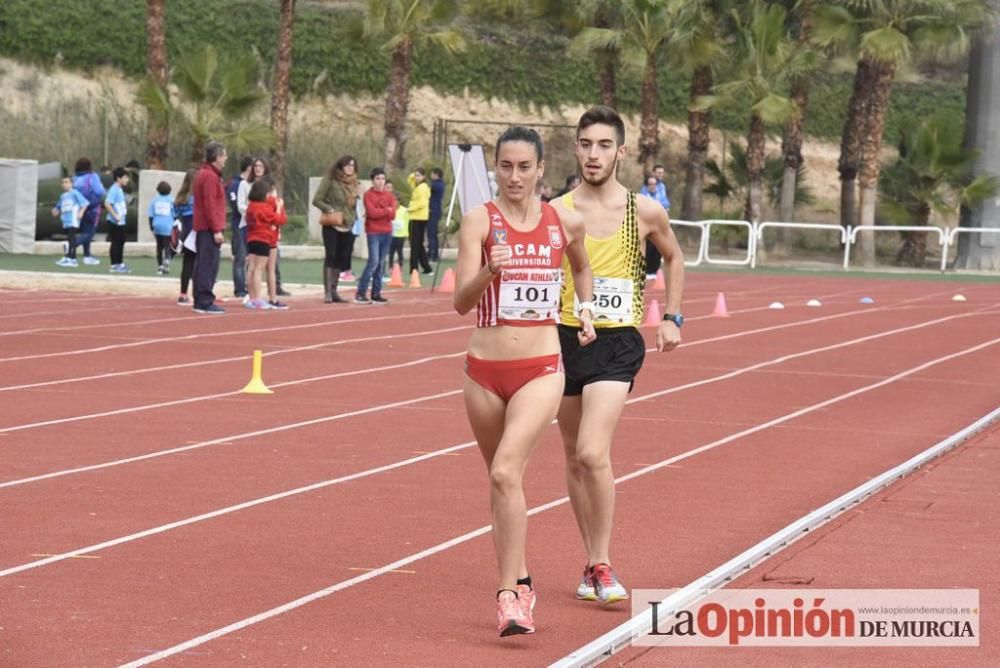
[
  {"x1": 590, "y1": 563, "x2": 629, "y2": 606},
  {"x1": 516, "y1": 584, "x2": 536, "y2": 634},
  {"x1": 496, "y1": 590, "x2": 533, "y2": 637}
]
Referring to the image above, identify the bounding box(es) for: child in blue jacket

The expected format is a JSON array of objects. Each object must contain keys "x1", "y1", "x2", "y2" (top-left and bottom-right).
[
  {"x1": 53, "y1": 176, "x2": 89, "y2": 267},
  {"x1": 149, "y1": 181, "x2": 176, "y2": 274}
]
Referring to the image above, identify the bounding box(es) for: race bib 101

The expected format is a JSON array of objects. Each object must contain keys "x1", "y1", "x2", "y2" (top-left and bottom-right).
[{"x1": 498, "y1": 269, "x2": 561, "y2": 322}]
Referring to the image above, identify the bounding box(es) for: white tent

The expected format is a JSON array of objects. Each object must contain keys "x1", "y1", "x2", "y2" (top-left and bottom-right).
[{"x1": 0, "y1": 159, "x2": 38, "y2": 253}]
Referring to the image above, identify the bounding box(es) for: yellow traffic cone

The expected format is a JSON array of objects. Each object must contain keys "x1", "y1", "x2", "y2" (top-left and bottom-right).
[{"x1": 241, "y1": 350, "x2": 273, "y2": 394}]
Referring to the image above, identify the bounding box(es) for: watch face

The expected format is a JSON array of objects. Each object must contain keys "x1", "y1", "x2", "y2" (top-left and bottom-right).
[{"x1": 664, "y1": 313, "x2": 683, "y2": 327}]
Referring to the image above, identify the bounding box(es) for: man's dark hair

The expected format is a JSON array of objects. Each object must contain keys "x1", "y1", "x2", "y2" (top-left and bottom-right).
[
  {"x1": 431, "y1": 167, "x2": 443, "y2": 179},
  {"x1": 577, "y1": 105, "x2": 626, "y2": 146},
  {"x1": 156, "y1": 181, "x2": 172, "y2": 195},
  {"x1": 249, "y1": 178, "x2": 273, "y2": 203},
  {"x1": 126, "y1": 159, "x2": 141, "y2": 170},
  {"x1": 112, "y1": 167, "x2": 128, "y2": 180},
  {"x1": 654, "y1": 164, "x2": 665, "y2": 172},
  {"x1": 495, "y1": 126, "x2": 543, "y2": 162},
  {"x1": 74, "y1": 157, "x2": 93, "y2": 174},
  {"x1": 240, "y1": 156, "x2": 254, "y2": 173},
  {"x1": 205, "y1": 141, "x2": 226, "y2": 164},
  {"x1": 370, "y1": 166, "x2": 386, "y2": 180}
]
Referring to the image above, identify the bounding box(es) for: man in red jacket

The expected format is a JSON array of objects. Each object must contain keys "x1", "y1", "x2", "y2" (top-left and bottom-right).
[
  {"x1": 192, "y1": 141, "x2": 229, "y2": 314},
  {"x1": 356, "y1": 167, "x2": 397, "y2": 304}
]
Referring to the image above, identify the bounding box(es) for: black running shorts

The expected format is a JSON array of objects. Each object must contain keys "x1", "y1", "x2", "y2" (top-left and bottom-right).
[
  {"x1": 558, "y1": 324, "x2": 646, "y2": 396},
  {"x1": 247, "y1": 240, "x2": 271, "y2": 257}
]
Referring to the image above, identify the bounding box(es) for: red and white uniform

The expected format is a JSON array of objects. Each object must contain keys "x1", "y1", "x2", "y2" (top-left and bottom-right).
[{"x1": 477, "y1": 201, "x2": 566, "y2": 328}]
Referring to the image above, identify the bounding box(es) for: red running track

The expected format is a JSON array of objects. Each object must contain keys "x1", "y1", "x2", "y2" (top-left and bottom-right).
[{"x1": 0, "y1": 272, "x2": 997, "y2": 667}]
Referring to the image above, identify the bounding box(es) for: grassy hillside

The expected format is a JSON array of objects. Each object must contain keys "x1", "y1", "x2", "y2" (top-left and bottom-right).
[{"x1": 0, "y1": 0, "x2": 967, "y2": 143}]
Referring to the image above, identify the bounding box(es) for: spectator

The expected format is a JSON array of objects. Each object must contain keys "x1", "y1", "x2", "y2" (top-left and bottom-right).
[
  {"x1": 245, "y1": 178, "x2": 288, "y2": 310},
  {"x1": 72, "y1": 157, "x2": 105, "y2": 265},
  {"x1": 407, "y1": 167, "x2": 433, "y2": 275},
  {"x1": 53, "y1": 176, "x2": 88, "y2": 268},
  {"x1": 641, "y1": 164, "x2": 671, "y2": 279},
  {"x1": 191, "y1": 141, "x2": 229, "y2": 314},
  {"x1": 357, "y1": 166, "x2": 397, "y2": 304},
  {"x1": 427, "y1": 167, "x2": 445, "y2": 261},
  {"x1": 174, "y1": 169, "x2": 197, "y2": 305},
  {"x1": 556, "y1": 173, "x2": 581, "y2": 198},
  {"x1": 387, "y1": 182, "x2": 407, "y2": 272},
  {"x1": 228, "y1": 156, "x2": 253, "y2": 300},
  {"x1": 312, "y1": 155, "x2": 358, "y2": 304},
  {"x1": 539, "y1": 181, "x2": 554, "y2": 202},
  {"x1": 149, "y1": 181, "x2": 176, "y2": 274},
  {"x1": 124, "y1": 159, "x2": 142, "y2": 195},
  {"x1": 104, "y1": 167, "x2": 130, "y2": 273}
]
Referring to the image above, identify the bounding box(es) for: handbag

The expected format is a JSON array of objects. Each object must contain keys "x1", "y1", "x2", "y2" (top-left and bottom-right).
[{"x1": 319, "y1": 210, "x2": 344, "y2": 227}]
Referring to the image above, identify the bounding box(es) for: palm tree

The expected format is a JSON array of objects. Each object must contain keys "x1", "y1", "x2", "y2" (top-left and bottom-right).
[
  {"x1": 363, "y1": 0, "x2": 465, "y2": 171},
  {"x1": 137, "y1": 45, "x2": 273, "y2": 167},
  {"x1": 698, "y1": 1, "x2": 813, "y2": 224},
  {"x1": 574, "y1": 0, "x2": 625, "y2": 107},
  {"x1": 705, "y1": 140, "x2": 814, "y2": 215},
  {"x1": 957, "y1": 11, "x2": 1000, "y2": 270},
  {"x1": 270, "y1": 0, "x2": 297, "y2": 195},
  {"x1": 572, "y1": 0, "x2": 676, "y2": 174},
  {"x1": 779, "y1": 0, "x2": 816, "y2": 223},
  {"x1": 816, "y1": 0, "x2": 993, "y2": 265},
  {"x1": 879, "y1": 113, "x2": 998, "y2": 266},
  {"x1": 145, "y1": 0, "x2": 169, "y2": 169},
  {"x1": 671, "y1": 0, "x2": 733, "y2": 221}
]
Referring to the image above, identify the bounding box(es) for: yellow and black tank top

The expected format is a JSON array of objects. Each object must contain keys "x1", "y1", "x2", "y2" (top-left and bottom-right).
[{"x1": 559, "y1": 191, "x2": 645, "y2": 329}]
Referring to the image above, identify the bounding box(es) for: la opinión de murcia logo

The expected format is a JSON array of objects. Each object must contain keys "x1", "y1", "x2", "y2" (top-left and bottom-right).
[{"x1": 634, "y1": 589, "x2": 979, "y2": 647}]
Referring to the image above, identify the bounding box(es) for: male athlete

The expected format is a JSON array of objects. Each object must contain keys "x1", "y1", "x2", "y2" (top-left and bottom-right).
[{"x1": 550, "y1": 105, "x2": 685, "y2": 604}]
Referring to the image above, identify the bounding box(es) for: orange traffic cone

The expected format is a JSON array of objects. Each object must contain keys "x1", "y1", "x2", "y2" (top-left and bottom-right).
[
  {"x1": 643, "y1": 299, "x2": 662, "y2": 327},
  {"x1": 711, "y1": 292, "x2": 729, "y2": 317},
  {"x1": 653, "y1": 269, "x2": 665, "y2": 290},
  {"x1": 409, "y1": 269, "x2": 422, "y2": 288},
  {"x1": 438, "y1": 268, "x2": 456, "y2": 293},
  {"x1": 387, "y1": 262, "x2": 404, "y2": 288}
]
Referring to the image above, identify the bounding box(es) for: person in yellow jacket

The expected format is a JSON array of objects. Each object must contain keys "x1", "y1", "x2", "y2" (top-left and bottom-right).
[
  {"x1": 387, "y1": 182, "x2": 408, "y2": 272},
  {"x1": 407, "y1": 168, "x2": 433, "y2": 274}
]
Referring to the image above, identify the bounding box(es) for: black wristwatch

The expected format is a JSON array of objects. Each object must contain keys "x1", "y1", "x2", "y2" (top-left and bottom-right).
[{"x1": 663, "y1": 313, "x2": 684, "y2": 328}]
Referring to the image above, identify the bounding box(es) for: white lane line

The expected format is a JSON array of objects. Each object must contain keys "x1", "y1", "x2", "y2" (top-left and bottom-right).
[
  {"x1": 0, "y1": 301, "x2": 864, "y2": 393},
  {"x1": 3, "y1": 304, "x2": 991, "y2": 484},
  {"x1": 551, "y1": 405, "x2": 1000, "y2": 668},
  {"x1": 0, "y1": 350, "x2": 466, "y2": 435},
  {"x1": 4, "y1": 310, "x2": 996, "y2": 583},
  {"x1": 0, "y1": 355, "x2": 466, "y2": 488},
  {"x1": 0, "y1": 309, "x2": 457, "y2": 362},
  {"x1": 0, "y1": 303, "x2": 169, "y2": 320},
  {"x1": 112, "y1": 335, "x2": 1000, "y2": 667},
  {"x1": 0, "y1": 390, "x2": 466, "y2": 579},
  {"x1": 0, "y1": 325, "x2": 472, "y2": 393},
  {"x1": 0, "y1": 284, "x2": 937, "y2": 393}
]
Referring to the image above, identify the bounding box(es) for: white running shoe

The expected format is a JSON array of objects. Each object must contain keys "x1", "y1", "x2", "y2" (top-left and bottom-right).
[{"x1": 576, "y1": 565, "x2": 597, "y2": 601}]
